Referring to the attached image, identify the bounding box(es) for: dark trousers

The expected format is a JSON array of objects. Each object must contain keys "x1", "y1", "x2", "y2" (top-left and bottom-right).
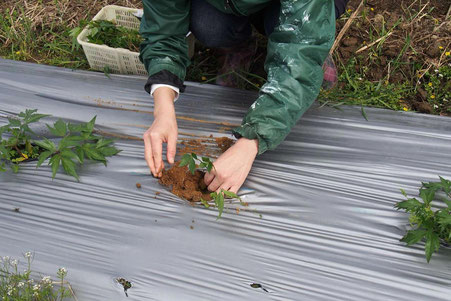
[{"x1": 190, "y1": 0, "x2": 345, "y2": 48}]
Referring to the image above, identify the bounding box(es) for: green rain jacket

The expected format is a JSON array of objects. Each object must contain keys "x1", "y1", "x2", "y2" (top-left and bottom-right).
[{"x1": 139, "y1": 0, "x2": 335, "y2": 154}]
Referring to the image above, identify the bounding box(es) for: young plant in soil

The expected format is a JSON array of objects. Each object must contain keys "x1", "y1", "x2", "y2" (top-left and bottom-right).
[
  {"x1": 0, "y1": 253, "x2": 75, "y2": 300},
  {"x1": 0, "y1": 109, "x2": 120, "y2": 180},
  {"x1": 395, "y1": 177, "x2": 451, "y2": 262},
  {"x1": 179, "y1": 153, "x2": 243, "y2": 219}
]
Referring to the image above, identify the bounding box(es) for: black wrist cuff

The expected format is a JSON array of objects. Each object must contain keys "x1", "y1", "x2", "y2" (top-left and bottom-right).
[{"x1": 144, "y1": 70, "x2": 186, "y2": 94}]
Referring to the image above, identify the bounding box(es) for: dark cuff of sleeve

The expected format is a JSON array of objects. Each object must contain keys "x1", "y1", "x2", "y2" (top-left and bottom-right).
[{"x1": 144, "y1": 70, "x2": 186, "y2": 94}]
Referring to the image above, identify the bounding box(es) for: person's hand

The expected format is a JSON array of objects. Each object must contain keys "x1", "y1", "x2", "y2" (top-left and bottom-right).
[
  {"x1": 143, "y1": 87, "x2": 178, "y2": 177},
  {"x1": 204, "y1": 138, "x2": 258, "y2": 193}
]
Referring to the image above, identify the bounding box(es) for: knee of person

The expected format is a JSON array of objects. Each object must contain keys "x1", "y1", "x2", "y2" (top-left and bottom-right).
[{"x1": 190, "y1": 19, "x2": 227, "y2": 48}]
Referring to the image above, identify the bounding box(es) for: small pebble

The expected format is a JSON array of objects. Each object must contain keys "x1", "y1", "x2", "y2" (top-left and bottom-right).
[{"x1": 136, "y1": 183, "x2": 141, "y2": 189}]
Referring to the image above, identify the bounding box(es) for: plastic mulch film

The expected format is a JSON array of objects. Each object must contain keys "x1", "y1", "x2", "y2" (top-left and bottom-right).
[{"x1": 0, "y1": 59, "x2": 450, "y2": 300}]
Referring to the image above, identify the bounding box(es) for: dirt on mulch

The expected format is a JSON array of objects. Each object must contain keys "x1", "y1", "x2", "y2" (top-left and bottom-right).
[
  {"x1": 159, "y1": 136, "x2": 235, "y2": 202},
  {"x1": 215, "y1": 137, "x2": 235, "y2": 153},
  {"x1": 177, "y1": 136, "x2": 235, "y2": 157}
]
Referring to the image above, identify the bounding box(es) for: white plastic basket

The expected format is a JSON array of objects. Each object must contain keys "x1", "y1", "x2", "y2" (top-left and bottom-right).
[{"x1": 77, "y1": 5, "x2": 195, "y2": 76}]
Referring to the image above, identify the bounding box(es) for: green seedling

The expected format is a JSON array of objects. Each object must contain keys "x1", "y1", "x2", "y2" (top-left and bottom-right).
[
  {"x1": 179, "y1": 153, "x2": 245, "y2": 219},
  {"x1": 395, "y1": 177, "x2": 451, "y2": 262},
  {"x1": 0, "y1": 109, "x2": 120, "y2": 180},
  {"x1": 179, "y1": 153, "x2": 214, "y2": 174},
  {"x1": 205, "y1": 189, "x2": 241, "y2": 219}
]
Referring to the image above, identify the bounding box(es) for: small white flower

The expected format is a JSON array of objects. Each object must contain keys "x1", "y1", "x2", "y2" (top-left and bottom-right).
[
  {"x1": 42, "y1": 276, "x2": 52, "y2": 284},
  {"x1": 33, "y1": 284, "x2": 41, "y2": 291},
  {"x1": 18, "y1": 281, "x2": 25, "y2": 288},
  {"x1": 7, "y1": 289, "x2": 13, "y2": 296},
  {"x1": 3, "y1": 256, "x2": 10, "y2": 261},
  {"x1": 28, "y1": 279, "x2": 34, "y2": 284},
  {"x1": 434, "y1": 69, "x2": 439, "y2": 73},
  {"x1": 438, "y1": 74, "x2": 443, "y2": 78},
  {"x1": 33, "y1": 292, "x2": 39, "y2": 297},
  {"x1": 433, "y1": 104, "x2": 439, "y2": 109},
  {"x1": 11, "y1": 259, "x2": 18, "y2": 266},
  {"x1": 24, "y1": 252, "x2": 32, "y2": 258},
  {"x1": 59, "y1": 267, "x2": 67, "y2": 274}
]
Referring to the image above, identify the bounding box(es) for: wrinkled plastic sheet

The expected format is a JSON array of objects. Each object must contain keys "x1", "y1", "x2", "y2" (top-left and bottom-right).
[{"x1": 0, "y1": 59, "x2": 450, "y2": 300}]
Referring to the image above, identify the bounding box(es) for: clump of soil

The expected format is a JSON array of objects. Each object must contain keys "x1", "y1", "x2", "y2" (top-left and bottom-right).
[
  {"x1": 215, "y1": 137, "x2": 234, "y2": 153},
  {"x1": 159, "y1": 162, "x2": 212, "y2": 202},
  {"x1": 160, "y1": 136, "x2": 235, "y2": 201}
]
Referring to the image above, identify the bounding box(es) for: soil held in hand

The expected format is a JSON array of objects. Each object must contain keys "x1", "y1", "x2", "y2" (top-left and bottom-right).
[{"x1": 159, "y1": 163, "x2": 212, "y2": 202}]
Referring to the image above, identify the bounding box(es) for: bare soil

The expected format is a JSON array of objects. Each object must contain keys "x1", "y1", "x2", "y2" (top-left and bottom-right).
[{"x1": 336, "y1": 0, "x2": 451, "y2": 114}]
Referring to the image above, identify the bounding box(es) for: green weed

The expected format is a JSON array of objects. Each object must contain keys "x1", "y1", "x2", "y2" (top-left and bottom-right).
[
  {"x1": 319, "y1": 57, "x2": 415, "y2": 111},
  {"x1": 395, "y1": 177, "x2": 451, "y2": 262},
  {"x1": 420, "y1": 65, "x2": 451, "y2": 114},
  {"x1": 0, "y1": 253, "x2": 75, "y2": 300},
  {"x1": 70, "y1": 20, "x2": 142, "y2": 52},
  {"x1": 0, "y1": 109, "x2": 120, "y2": 180}
]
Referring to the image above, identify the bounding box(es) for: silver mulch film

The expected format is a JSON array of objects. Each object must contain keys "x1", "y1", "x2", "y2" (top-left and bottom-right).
[{"x1": 0, "y1": 59, "x2": 450, "y2": 300}]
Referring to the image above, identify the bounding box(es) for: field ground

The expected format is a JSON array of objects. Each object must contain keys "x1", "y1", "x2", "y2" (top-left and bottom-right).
[{"x1": 0, "y1": 0, "x2": 450, "y2": 116}]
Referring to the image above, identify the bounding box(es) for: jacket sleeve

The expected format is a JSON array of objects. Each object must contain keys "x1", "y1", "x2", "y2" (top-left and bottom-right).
[
  {"x1": 233, "y1": 0, "x2": 335, "y2": 154},
  {"x1": 139, "y1": 0, "x2": 191, "y2": 92}
]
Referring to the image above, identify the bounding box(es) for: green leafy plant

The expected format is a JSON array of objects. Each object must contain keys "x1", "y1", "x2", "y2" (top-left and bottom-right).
[
  {"x1": 70, "y1": 20, "x2": 142, "y2": 52},
  {"x1": 0, "y1": 109, "x2": 120, "y2": 180},
  {"x1": 0, "y1": 253, "x2": 75, "y2": 300},
  {"x1": 395, "y1": 177, "x2": 451, "y2": 262},
  {"x1": 179, "y1": 153, "x2": 214, "y2": 174}
]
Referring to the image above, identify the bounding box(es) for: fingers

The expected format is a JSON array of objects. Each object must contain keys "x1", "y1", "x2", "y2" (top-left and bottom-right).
[
  {"x1": 150, "y1": 133, "x2": 164, "y2": 177},
  {"x1": 167, "y1": 133, "x2": 177, "y2": 164},
  {"x1": 207, "y1": 176, "x2": 221, "y2": 192},
  {"x1": 204, "y1": 171, "x2": 215, "y2": 186},
  {"x1": 143, "y1": 133, "x2": 156, "y2": 176},
  {"x1": 229, "y1": 185, "x2": 240, "y2": 194}
]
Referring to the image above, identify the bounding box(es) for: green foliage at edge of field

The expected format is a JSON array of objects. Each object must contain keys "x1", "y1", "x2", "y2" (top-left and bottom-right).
[
  {"x1": 0, "y1": 109, "x2": 120, "y2": 180},
  {"x1": 395, "y1": 177, "x2": 451, "y2": 262}
]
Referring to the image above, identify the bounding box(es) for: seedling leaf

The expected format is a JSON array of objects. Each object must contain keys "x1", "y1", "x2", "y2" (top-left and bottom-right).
[
  {"x1": 400, "y1": 229, "x2": 427, "y2": 246},
  {"x1": 36, "y1": 151, "x2": 53, "y2": 168},
  {"x1": 223, "y1": 190, "x2": 238, "y2": 199},
  {"x1": 61, "y1": 157, "x2": 79, "y2": 181},
  {"x1": 395, "y1": 198, "x2": 422, "y2": 211},
  {"x1": 200, "y1": 198, "x2": 210, "y2": 208},
  {"x1": 188, "y1": 160, "x2": 196, "y2": 174},
  {"x1": 216, "y1": 192, "x2": 225, "y2": 220},
  {"x1": 425, "y1": 231, "x2": 440, "y2": 263},
  {"x1": 179, "y1": 153, "x2": 192, "y2": 167},
  {"x1": 34, "y1": 139, "x2": 56, "y2": 152},
  {"x1": 50, "y1": 154, "x2": 61, "y2": 178}
]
